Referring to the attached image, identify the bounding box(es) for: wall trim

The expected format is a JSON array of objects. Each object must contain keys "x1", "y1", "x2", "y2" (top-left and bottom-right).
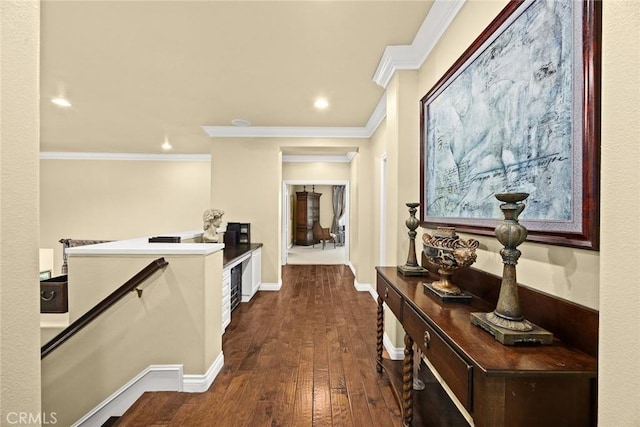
[
  {"x1": 40, "y1": 152, "x2": 211, "y2": 161},
  {"x1": 384, "y1": 333, "x2": 404, "y2": 361},
  {"x1": 72, "y1": 364, "x2": 183, "y2": 427},
  {"x1": 201, "y1": 1, "x2": 464, "y2": 140},
  {"x1": 347, "y1": 262, "x2": 356, "y2": 277},
  {"x1": 183, "y1": 352, "x2": 225, "y2": 393},
  {"x1": 73, "y1": 352, "x2": 224, "y2": 427},
  {"x1": 282, "y1": 152, "x2": 357, "y2": 163},
  {"x1": 354, "y1": 279, "x2": 377, "y2": 300},
  {"x1": 259, "y1": 280, "x2": 282, "y2": 292},
  {"x1": 201, "y1": 126, "x2": 371, "y2": 139},
  {"x1": 372, "y1": 0, "x2": 466, "y2": 88}
]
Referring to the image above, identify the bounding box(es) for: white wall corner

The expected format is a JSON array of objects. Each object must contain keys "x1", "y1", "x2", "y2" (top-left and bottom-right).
[
  {"x1": 259, "y1": 279, "x2": 282, "y2": 292},
  {"x1": 384, "y1": 333, "x2": 405, "y2": 361},
  {"x1": 183, "y1": 352, "x2": 225, "y2": 393}
]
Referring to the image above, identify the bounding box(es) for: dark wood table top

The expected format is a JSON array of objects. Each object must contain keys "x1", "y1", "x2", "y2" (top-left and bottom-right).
[
  {"x1": 376, "y1": 267, "x2": 597, "y2": 376},
  {"x1": 223, "y1": 243, "x2": 262, "y2": 267}
]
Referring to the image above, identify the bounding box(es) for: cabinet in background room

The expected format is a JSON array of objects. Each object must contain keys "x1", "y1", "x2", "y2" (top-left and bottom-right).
[{"x1": 295, "y1": 191, "x2": 321, "y2": 246}]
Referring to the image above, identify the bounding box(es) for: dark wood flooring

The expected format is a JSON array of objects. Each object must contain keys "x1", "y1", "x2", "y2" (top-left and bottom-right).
[{"x1": 115, "y1": 264, "x2": 404, "y2": 426}]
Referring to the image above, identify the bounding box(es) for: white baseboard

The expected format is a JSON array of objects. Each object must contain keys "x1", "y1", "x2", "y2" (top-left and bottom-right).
[
  {"x1": 384, "y1": 333, "x2": 404, "y2": 360},
  {"x1": 353, "y1": 279, "x2": 371, "y2": 293},
  {"x1": 347, "y1": 261, "x2": 356, "y2": 276},
  {"x1": 183, "y1": 352, "x2": 224, "y2": 392},
  {"x1": 259, "y1": 280, "x2": 282, "y2": 291},
  {"x1": 73, "y1": 352, "x2": 224, "y2": 427},
  {"x1": 353, "y1": 279, "x2": 379, "y2": 302}
]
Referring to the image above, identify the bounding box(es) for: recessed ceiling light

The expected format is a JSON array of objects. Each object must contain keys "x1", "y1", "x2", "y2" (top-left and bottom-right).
[
  {"x1": 161, "y1": 140, "x2": 172, "y2": 150},
  {"x1": 314, "y1": 98, "x2": 329, "y2": 109},
  {"x1": 231, "y1": 119, "x2": 252, "y2": 127},
  {"x1": 51, "y1": 97, "x2": 71, "y2": 107}
]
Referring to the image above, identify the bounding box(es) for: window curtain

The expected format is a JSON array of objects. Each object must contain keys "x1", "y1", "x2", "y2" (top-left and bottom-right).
[{"x1": 331, "y1": 185, "x2": 346, "y2": 234}]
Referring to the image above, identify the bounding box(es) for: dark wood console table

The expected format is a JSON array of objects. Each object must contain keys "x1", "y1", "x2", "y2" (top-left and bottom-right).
[{"x1": 375, "y1": 267, "x2": 597, "y2": 427}]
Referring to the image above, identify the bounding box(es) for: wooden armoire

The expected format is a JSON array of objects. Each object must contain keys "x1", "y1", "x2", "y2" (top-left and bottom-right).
[{"x1": 295, "y1": 190, "x2": 321, "y2": 246}]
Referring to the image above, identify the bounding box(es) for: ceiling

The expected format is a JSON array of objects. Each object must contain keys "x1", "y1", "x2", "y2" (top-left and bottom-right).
[{"x1": 40, "y1": 1, "x2": 434, "y2": 155}]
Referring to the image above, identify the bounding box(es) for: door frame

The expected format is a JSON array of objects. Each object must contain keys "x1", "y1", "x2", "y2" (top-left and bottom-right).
[{"x1": 281, "y1": 180, "x2": 350, "y2": 265}]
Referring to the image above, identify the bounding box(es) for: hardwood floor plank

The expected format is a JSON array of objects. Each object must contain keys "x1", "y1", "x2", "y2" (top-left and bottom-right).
[
  {"x1": 292, "y1": 342, "x2": 314, "y2": 426},
  {"x1": 330, "y1": 387, "x2": 354, "y2": 427},
  {"x1": 115, "y1": 264, "x2": 405, "y2": 427},
  {"x1": 312, "y1": 368, "x2": 332, "y2": 426}
]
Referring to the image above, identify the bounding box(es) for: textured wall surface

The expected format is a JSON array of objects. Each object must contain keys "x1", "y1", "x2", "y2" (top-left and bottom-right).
[{"x1": 0, "y1": 0, "x2": 42, "y2": 423}]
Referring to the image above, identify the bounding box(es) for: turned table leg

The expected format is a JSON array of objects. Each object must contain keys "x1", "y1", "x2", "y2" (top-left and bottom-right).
[
  {"x1": 376, "y1": 295, "x2": 384, "y2": 373},
  {"x1": 402, "y1": 333, "x2": 414, "y2": 426}
]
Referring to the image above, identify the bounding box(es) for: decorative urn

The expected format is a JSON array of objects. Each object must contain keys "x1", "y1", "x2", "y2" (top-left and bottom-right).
[{"x1": 422, "y1": 227, "x2": 479, "y2": 297}]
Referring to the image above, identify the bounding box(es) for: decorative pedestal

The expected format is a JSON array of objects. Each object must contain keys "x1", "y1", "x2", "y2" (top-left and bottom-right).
[
  {"x1": 398, "y1": 203, "x2": 428, "y2": 277},
  {"x1": 470, "y1": 312, "x2": 553, "y2": 345},
  {"x1": 470, "y1": 193, "x2": 553, "y2": 345},
  {"x1": 423, "y1": 282, "x2": 473, "y2": 303}
]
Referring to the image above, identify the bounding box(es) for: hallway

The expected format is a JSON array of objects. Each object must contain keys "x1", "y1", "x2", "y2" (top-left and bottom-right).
[
  {"x1": 116, "y1": 265, "x2": 402, "y2": 426},
  {"x1": 286, "y1": 245, "x2": 347, "y2": 265}
]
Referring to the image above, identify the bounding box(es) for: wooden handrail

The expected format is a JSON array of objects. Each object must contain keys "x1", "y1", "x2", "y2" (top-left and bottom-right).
[{"x1": 41, "y1": 257, "x2": 169, "y2": 359}]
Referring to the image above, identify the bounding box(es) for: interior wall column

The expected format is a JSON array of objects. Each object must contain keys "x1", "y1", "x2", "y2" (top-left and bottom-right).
[
  {"x1": 384, "y1": 70, "x2": 420, "y2": 348},
  {"x1": 210, "y1": 139, "x2": 281, "y2": 286},
  {"x1": 385, "y1": 70, "x2": 420, "y2": 267},
  {"x1": 0, "y1": 0, "x2": 42, "y2": 420}
]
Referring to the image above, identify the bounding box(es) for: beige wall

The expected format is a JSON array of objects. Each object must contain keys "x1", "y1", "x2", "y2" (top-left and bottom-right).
[
  {"x1": 211, "y1": 138, "x2": 364, "y2": 285},
  {"x1": 42, "y1": 251, "x2": 222, "y2": 426},
  {"x1": 599, "y1": 2, "x2": 640, "y2": 425},
  {"x1": 40, "y1": 159, "x2": 211, "y2": 273},
  {"x1": 25, "y1": 2, "x2": 640, "y2": 424},
  {"x1": 0, "y1": 1, "x2": 42, "y2": 424},
  {"x1": 282, "y1": 161, "x2": 351, "y2": 182},
  {"x1": 415, "y1": 1, "x2": 600, "y2": 310},
  {"x1": 211, "y1": 140, "x2": 282, "y2": 285}
]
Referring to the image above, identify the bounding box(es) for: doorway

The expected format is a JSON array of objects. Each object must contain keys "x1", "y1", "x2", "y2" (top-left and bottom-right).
[{"x1": 281, "y1": 180, "x2": 349, "y2": 266}]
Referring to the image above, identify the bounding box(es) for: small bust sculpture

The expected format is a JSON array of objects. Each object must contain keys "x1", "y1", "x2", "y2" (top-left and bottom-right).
[{"x1": 202, "y1": 208, "x2": 224, "y2": 243}]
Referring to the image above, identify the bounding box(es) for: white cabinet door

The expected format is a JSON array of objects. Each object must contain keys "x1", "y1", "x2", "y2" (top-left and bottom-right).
[{"x1": 251, "y1": 248, "x2": 262, "y2": 296}]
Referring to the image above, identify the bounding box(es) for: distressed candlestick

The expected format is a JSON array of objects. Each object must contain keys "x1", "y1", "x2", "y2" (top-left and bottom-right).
[
  {"x1": 470, "y1": 193, "x2": 553, "y2": 345},
  {"x1": 398, "y1": 203, "x2": 428, "y2": 276}
]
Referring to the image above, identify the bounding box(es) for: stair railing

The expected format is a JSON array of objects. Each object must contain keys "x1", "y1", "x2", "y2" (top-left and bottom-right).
[{"x1": 41, "y1": 257, "x2": 169, "y2": 359}]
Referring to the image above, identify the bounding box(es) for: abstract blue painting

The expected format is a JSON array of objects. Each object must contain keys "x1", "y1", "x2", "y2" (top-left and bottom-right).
[{"x1": 423, "y1": 0, "x2": 582, "y2": 230}]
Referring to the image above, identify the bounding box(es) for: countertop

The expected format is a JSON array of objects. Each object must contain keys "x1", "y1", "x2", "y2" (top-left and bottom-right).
[
  {"x1": 223, "y1": 243, "x2": 263, "y2": 267},
  {"x1": 66, "y1": 230, "x2": 225, "y2": 256}
]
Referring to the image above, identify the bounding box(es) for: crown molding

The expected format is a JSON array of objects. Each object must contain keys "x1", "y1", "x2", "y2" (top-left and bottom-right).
[
  {"x1": 365, "y1": 94, "x2": 387, "y2": 135},
  {"x1": 203, "y1": 93, "x2": 387, "y2": 140},
  {"x1": 372, "y1": 0, "x2": 466, "y2": 88},
  {"x1": 201, "y1": 126, "x2": 370, "y2": 139},
  {"x1": 202, "y1": 0, "x2": 464, "y2": 141},
  {"x1": 40, "y1": 152, "x2": 211, "y2": 161},
  {"x1": 282, "y1": 152, "x2": 357, "y2": 163}
]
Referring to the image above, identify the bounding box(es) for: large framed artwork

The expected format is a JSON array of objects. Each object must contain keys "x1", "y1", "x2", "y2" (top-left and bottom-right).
[{"x1": 420, "y1": 0, "x2": 601, "y2": 250}]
